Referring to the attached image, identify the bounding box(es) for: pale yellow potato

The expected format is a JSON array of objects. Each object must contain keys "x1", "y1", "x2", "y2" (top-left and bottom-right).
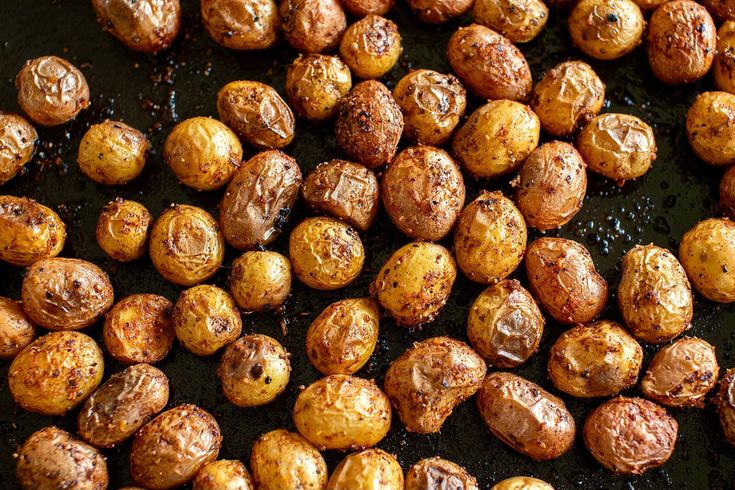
[
  {"x1": 714, "y1": 21, "x2": 735, "y2": 94},
  {"x1": 686, "y1": 91, "x2": 735, "y2": 166},
  {"x1": 78, "y1": 120, "x2": 149, "y2": 185},
  {"x1": 193, "y1": 460, "x2": 254, "y2": 490},
  {"x1": 96, "y1": 198, "x2": 152, "y2": 262},
  {"x1": 679, "y1": 218, "x2": 735, "y2": 302},
  {"x1": 0, "y1": 112, "x2": 37, "y2": 185},
  {"x1": 0, "y1": 297, "x2": 35, "y2": 359},
  {"x1": 286, "y1": 54, "x2": 352, "y2": 121},
  {"x1": 568, "y1": 0, "x2": 645, "y2": 60},
  {"x1": 228, "y1": 251, "x2": 291, "y2": 312},
  {"x1": 250, "y1": 429, "x2": 328, "y2": 490},
  {"x1": 173, "y1": 285, "x2": 242, "y2": 356},
  {"x1": 340, "y1": 15, "x2": 402, "y2": 79},
  {"x1": 327, "y1": 449, "x2": 403, "y2": 489},
  {"x1": 0, "y1": 195, "x2": 65, "y2": 266},
  {"x1": 491, "y1": 477, "x2": 554, "y2": 490},
  {"x1": 473, "y1": 0, "x2": 549, "y2": 43},
  {"x1": 405, "y1": 457, "x2": 478, "y2": 490}
]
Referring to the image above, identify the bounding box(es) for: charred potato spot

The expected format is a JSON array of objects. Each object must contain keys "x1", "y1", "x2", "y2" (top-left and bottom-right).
[
  {"x1": 491, "y1": 477, "x2": 554, "y2": 490},
  {"x1": 341, "y1": 0, "x2": 395, "y2": 16},
  {"x1": 408, "y1": 0, "x2": 474, "y2": 23},
  {"x1": 679, "y1": 218, "x2": 735, "y2": 303},
  {"x1": 715, "y1": 368, "x2": 735, "y2": 446},
  {"x1": 714, "y1": 21, "x2": 735, "y2": 95},
  {"x1": 327, "y1": 449, "x2": 404, "y2": 489},
  {"x1": 193, "y1": 460, "x2": 254, "y2": 490},
  {"x1": 92, "y1": 0, "x2": 181, "y2": 52},
  {"x1": 0, "y1": 112, "x2": 37, "y2": 185},
  {"x1": 250, "y1": 429, "x2": 328, "y2": 490},
  {"x1": 0, "y1": 297, "x2": 35, "y2": 359},
  {"x1": 405, "y1": 457, "x2": 478, "y2": 490},
  {"x1": 686, "y1": 91, "x2": 735, "y2": 166},
  {"x1": 173, "y1": 285, "x2": 242, "y2": 356},
  {"x1": 339, "y1": 15, "x2": 402, "y2": 80},
  {"x1": 0, "y1": 195, "x2": 66, "y2": 266},
  {"x1": 78, "y1": 120, "x2": 150, "y2": 186},
  {"x1": 229, "y1": 251, "x2": 292, "y2": 312},
  {"x1": 96, "y1": 198, "x2": 152, "y2": 262},
  {"x1": 201, "y1": 0, "x2": 277, "y2": 50},
  {"x1": 568, "y1": 0, "x2": 645, "y2": 60},
  {"x1": 286, "y1": 54, "x2": 352, "y2": 121},
  {"x1": 279, "y1": 0, "x2": 347, "y2": 53},
  {"x1": 473, "y1": 0, "x2": 549, "y2": 43}
]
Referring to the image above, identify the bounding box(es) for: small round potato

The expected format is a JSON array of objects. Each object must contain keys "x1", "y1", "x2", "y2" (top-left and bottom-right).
[
  {"x1": 201, "y1": 0, "x2": 277, "y2": 50},
  {"x1": 306, "y1": 298, "x2": 380, "y2": 375},
  {"x1": 721, "y1": 165, "x2": 735, "y2": 219},
  {"x1": 217, "y1": 81, "x2": 295, "y2": 149},
  {"x1": 16, "y1": 56, "x2": 90, "y2": 126},
  {"x1": 407, "y1": 0, "x2": 474, "y2": 22},
  {"x1": 9, "y1": 331, "x2": 104, "y2": 416},
  {"x1": 473, "y1": 0, "x2": 549, "y2": 43},
  {"x1": 679, "y1": 218, "x2": 735, "y2": 302},
  {"x1": 525, "y1": 238, "x2": 608, "y2": 324},
  {"x1": 703, "y1": 0, "x2": 735, "y2": 21},
  {"x1": 130, "y1": 404, "x2": 222, "y2": 490},
  {"x1": 218, "y1": 334, "x2": 291, "y2": 407},
  {"x1": 371, "y1": 242, "x2": 457, "y2": 326},
  {"x1": 569, "y1": 0, "x2": 645, "y2": 60},
  {"x1": 405, "y1": 457, "x2": 478, "y2": 490},
  {"x1": 78, "y1": 364, "x2": 169, "y2": 448},
  {"x1": 103, "y1": 294, "x2": 175, "y2": 364},
  {"x1": 687, "y1": 91, "x2": 735, "y2": 166},
  {"x1": 194, "y1": 460, "x2": 254, "y2": 490},
  {"x1": 0, "y1": 297, "x2": 35, "y2": 359},
  {"x1": 289, "y1": 217, "x2": 365, "y2": 290},
  {"x1": 149, "y1": 204, "x2": 225, "y2": 286},
  {"x1": 16, "y1": 426, "x2": 108, "y2": 490},
  {"x1": 78, "y1": 120, "x2": 149, "y2": 185},
  {"x1": 393, "y1": 69, "x2": 467, "y2": 146},
  {"x1": 279, "y1": 0, "x2": 347, "y2": 53},
  {"x1": 335, "y1": 80, "x2": 404, "y2": 168},
  {"x1": 339, "y1": 15, "x2": 402, "y2": 79},
  {"x1": 293, "y1": 374, "x2": 392, "y2": 450},
  {"x1": 467, "y1": 279, "x2": 544, "y2": 368},
  {"x1": 0, "y1": 112, "x2": 37, "y2": 185},
  {"x1": 714, "y1": 21, "x2": 735, "y2": 94},
  {"x1": 381, "y1": 146, "x2": 465, "y2": 241},
  {"x1": 0, "y1": 195, "x2": 65, "y2": 266},
  {"x1": 96, "y1": 198, "x2": 152, "y2": 262},
  {"x1": 250, "y1": 429, "x2": 328, "y2": 490},
  {"x1": 229, "y1": 251, "x2": 291, "y2": 311},
  {"x1": 173, "y1": 285, "x2": 242, "y2": 356},
  {"x1": 286, "y1": 54, "x2": 352, "y2": 121},
  {"x1": 447, "y1": 24, "x2": 532, "y2": 102},
  {"x1": 327, "y1": 449, "x2": 404, "y2": 490},
  {"x1": 583, "y1": 396, "x2": 677, "y2": 474},
  {"x1": 477, "y1": 372, "x2": 576, "y2": 461},
  {"x1": 646, "y1": 0, "x2": 715, "y2": 85},
  {"x1": 341, "y1": 0, "x2": 394, "y2": 15},
  {"x1": 491, "y1": 477, "x2": 554, "y2": 490},
  {"x1": 618, "y1": 244, "x2": 693, "y2": 343},
  {"x1": 454, "y1": 191, "x2": 527, "y2": 284},
  {"x1": 92, "y1": 0, "x2": 181, "y2": 52},
  {"x1": 715, "y1": 368, "x2": 735, "y2": 446},
  {"x1": 384, "y1": 337, "x2": 487, "y2": 434}
]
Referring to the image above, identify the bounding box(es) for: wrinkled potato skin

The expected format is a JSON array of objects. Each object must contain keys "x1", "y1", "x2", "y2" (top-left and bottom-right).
[
  {"x1": 408, "y1": 0, "x2": 474, "y2": 22},
  {"x1": 382, "y1": 146, "x2": 465, "y2": 241},
  {"x1": 679, "y1": 218, "x2": 735, "y2": 302},
  {"x1": 384, "y1": 337, "x2": 487, "y2": 434},
  {"x1": 454, "y1": 191, "x2": 527, "y2": 284},
  {"x1": 16, "y1": 426, "x2": 108, "y2": 490},
  {"x1": 371, "y1": 242, "x2": 457, "y2": 326},
  {"x1": 193, "y1": 460, "x2": 254, "y2": 490},
  {"x1": 96, "y1": 198, "x2": 152, "y2": 262},
  {"x1": 447, "y1": 24, "x2": 532, "y2": 102},
  {"x1": 715, "y1": 368, "x2": 735, "y2": 445},
  {"x1": 0, "y1": 196, "x2": 65, "y2": 266},
  {"x1": 569, "y1": 0, "x2": 645, "y2": 60},
  {"x1": 525, "y1": 238, "x2": 608, "y2": 324},
  {"x1": 476, "y1": 372, "x2": 576, "y2": 461},
  {"x1": 687, "y1": 91, "x2": 735, "y2": 166},
  {"x1": 715, "y1": 22, "x2": 735, "y2": 94},
  {"x1": 327, "y1": 449, "x2": 403, "y2": 490},
  {"x1": 78, "y1": 364, "x2": 169, "y2": 448},
  {"x1": 219, "y1": 150, "x2": 302, "y2": 250},
  {"x1": 583, "y1": 397, "x2": 677, "y2": 474},
  {"x1": 340, "y1": 15, "x2": 402, "y2": 79},
  {"x1": 287, "y1": 55, "x2": 352, "y2": 121},
  {"x1": 491, "y1": 477, "x2": 554, "y2": 490},
  {"x1": 201, "y1": 0, "x2": 277, "y2": 50},
  {"x1": 405, "y1": 457, "x2": 478, "y2": 490},
  {"x1": 250, "y1": 429, "x2": 328, "y2": 490},
  {"x1": 280, "y1": 0, "x2": 347, "y2": 53},
  {"x1": 473, "y1": 0, "x2": 549, "y2": 43},
  {"x1": 647, "y1": 0, "x2": 715, "y2": 85},
  {"x1": 341, "y1": 0, "x2": 395, "y2": 15},
  {"x1": 92, "y1": 0, "x2": 181, "y2": 52},
  {"x1": 173, "y1": 285, "x2": 242, "y2": 356},
  {"x1": 293, "y1": 374, "x2": 392, "y2": 450},
  {"x1": 78, "y1": 120, "x2": 150, "y2": 185},
  {"x1": 721, "y1": 165, "x2": 735, "y2": 219},
  {"x1": 618, "y1": 244, "x2": 693, "y2": 343},
  {"x1": 9, "y1": 331, "x2": 104, "y2": 416},
  {"x1": 0, "y1": 297, "x2": 35, "y2": 359},
  {"x1": 229, "y1": 251, "x2": 291, "y2": 311},
  {"x1": 0, "y1": 113, "x2": 37, "y2": 185}
]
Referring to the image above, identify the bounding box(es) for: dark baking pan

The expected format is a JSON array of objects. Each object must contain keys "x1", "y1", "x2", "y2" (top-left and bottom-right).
[{"x1": 0, "y1": 0, "x2": 733, "y2": 488}]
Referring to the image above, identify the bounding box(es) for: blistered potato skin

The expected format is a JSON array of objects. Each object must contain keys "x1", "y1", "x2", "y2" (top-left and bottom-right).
[
  {"x1": 193, "y1": 460, "x2": 254, "y2": 490},
  {"x1": 339, "y1": 15, "x2": 402, "y2": 79},
  {"x1": 491, "y1": 477, "x2": 554, "y2": 490},
  {"x1": 250, "y1": 429, "x2": 328, "y2": 490},
  {"x1": 686, "y1": 91, "x2": 735, "y2": 166},
  {"x1": 280, "y1": 0, "x2": 347, "y2": 53},
  {"x1": 569, "y1": 0, "x2": 645, "y2": 60},
  {"x1": 0, "y1": 297, "x2": 35, "y2": 359},
  {"x1": 473, "y1": 0, "x2": 548, "y2": 43},
  {"x1": 715, "y1": 21, "x2": 735, "y2": 94},
  {"x1": 0, "y1": 196, "x2": 65, "y2": 266},
  {"x1": 173, "y1": 285, "x2": 242, "y2": 356},
  {"x1": 201, "y1": 0, "x2": 277, "y2": 50},
  {"x1": 408, "y1": 0, "x2": 474, "y2": 22},
  {"x1": 405, "y1": 457, "x2": 478, "y2": 490},
  {"x1": 78, "y1": 364, "x2": 169, "y2": 448},
  {"x1": 92, "y1": 0, "x2": 180, "y2": 52},
  {"x1": 721, "y1": 165, "x2": 735, "y2": 219},
  {"x1": 618, "y1": 244, "x2": 693, "y2": 343},
  {"x1": 287, "y1": 55, "x2": 352, "y2": 121},
  {"x1": 78, "y1": 120, "x2": 150, "y2": 185},
  {"x1": 342, "y1": 0, "x2": 395, "y2": 15},
  {"x1": 0, "y1": 112, "x2": 37, "y2": 185},
  {"x1": 679, "y1": 218, "x2": 735, "y2": 302},
  {"x1": 715, "y1": 368, "x2": 735, "y2": 445},
  {"x1": 96, "y1": 198, "x2": 152, "y2": 262},
  {"x1": 327, "y1": 449, "x2": 404, "y2": 490},
  {"x1": 476, "y1": 372, "x2": 576, "y2": 461},
  {"x1": 9, "y1": 331, "x2": 104, "y2": 416},
  {"x1": 229, "y1": 251, "x2": 291, "y2": 311}
]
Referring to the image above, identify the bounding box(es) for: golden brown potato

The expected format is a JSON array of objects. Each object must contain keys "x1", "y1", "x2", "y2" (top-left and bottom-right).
[
  {"x1": 703, "y1": 0, "x2": 735, "y2": 20},
  {"x1": 0, "y1": 297, "x2": 35, "y2": 359},
  {"x1": 16, "y1": 426, "x2": 108, "y2": 490},
  {"x1": 454, "y1": 191, "x2": 527, "y2": 284},
  {"x1": 341, "y1": 0, "x2": 394, "y2": 15},
  {"x1": 393, "y1": 69, "x2": 467, "y2": 146},
  {"x1": 477, "y1": 372, "x2": 575, "y2": 461},
  {"x1": 218, "y1": 334, "x2": 291, "y2": 407},
  {"x1": 525, "y1": 237, "x2": 608, "y2": 324},
  {"x1": 201, "y1": 0, "x2": 277, "y2": 50},
  {"x1": 130, "y1": 404, "x2": 222, "y2": 489},
  {"x1": 293, "y1": 374, "x2": 392, "y2": 450},
  {"x1": 646, "y1": 0, "x2": 715, "y2": 85},
  {"x1": 335, "y1": 80, "x2": 404, "y2": 168},
  {"x1": 715, "y1": 368, "x2": 735, "y2": 446},
  {"x1": 78, "y1": 363, "x2": 169, "y2": 448},
  {"x1": 467, "y1": 279, "x2": 544, "y2": 368},
  {"x1": 250, "y1": 429, "x2": 328, "y2": 490},
  {"x1": 721, "y1": 165, "x2": 735, "y2": 219},
  {"x1": 618, "y1": 244, "x2": 693, "y2": 343},
  {"x1": 286, "y1": 54, "x2": 352, "y2": 121},
  {"x1": 103, "y1": 294, "x2": 175, "y2": 364},
  {"x1": 194, "y1": 460, "x2": 254, "y2": 490},
  {"x1": 78, "y1": 120, "x2": 149, "y2": 185},
  {"x1": 491, "y1": 477, "x2": 554, "y2": 490},
  {"x1": 0, "y1": 195, "x2": 65, "y2": 266},
  {"x1": 405, "y1": 457, "x2": 478, "y2": 490},
  {"x1": 217, "y1": 81, "x2": 295, "y2": 149},
  {"x1": 407, "y1": 0, "x2": 474, "y2": 22},
  {"x1": 384, "y1": 337, "x2": 487, "y2": 434},
  {"x1": 92, "y1": 0, "x2": 181, "y2": 52},
  {"x1": 447, "y1": 24, "x2": 532, "y2": 102},
  {"x1": 173, "y1": 285, "x2": 242, "y2": 356},
  {"x1": 306, "y1": 298, "x2": 380, "y2": 375},
  {"x1": 473, "y1": 0, "x2": 549, "y2": 43},
  {"x1": 687, "y1": 91, "x2": 735, "y2": 166},
  {"x1": 371, "y1": 241, "x2": 456, "y2": 326},
  {"x1": 452, "y1": 99, "x2": 539, "y2": 179},
  {"x1": 280, "y1": 0, "x2": 347, "y2": 53},
  {"x1": 16, "y1": 56, "x2": 90, "y2": 126},
  {"x1": 96, "y1": 198, "x2": 152, "y2": 262},
  {"x1": 679, "y1": 218, "x2": 735, "y2": 302},
  {"x1": 569, "y1": 0, "x2": 645, "y2": 60},
  {"x1": 381, "y1": 146, "x2": 465, "y2": 241},
  {"x1": 22, "y1": 257, "x2": 113, "y2": 330},
  {"x1": 327, "y1": 449, "x2": 403, "y2": 490},
  {"x1": 0, "y1": 112, "x2": 37, "y2": 185},
  {"x1": 339, "y1": 15, "x2": 402, "y2": 79},
  {"x1": 583, "y1": 397, "x2": 677, "y2": 474},
  {"x1": 714, "y1": 21, "x2": 735, "y2": 94},
  {"x1": 9, "y1": 331, "x2": 104, "y2": 416},
  {"x1": 149, "y1": 204, "x2": 225, "y2": 286},
  {"x1": 229, "y1": 251, "x2": 291, "y2": 311}
]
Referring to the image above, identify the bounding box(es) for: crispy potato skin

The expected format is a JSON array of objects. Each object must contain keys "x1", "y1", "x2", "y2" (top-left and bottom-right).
[
  {"x1": 201, "y1": 0, "x2": 277, "y2": 50},
  {"x1": 0, "y1": 112, "x2": 37, "y2": 185},
  {"x1": 78, "y1": 363, "x2": 169, "y2": 448},
  {"x1": 92, "y1": 0, "x2": 181, "y2": 52},
  {"x1": 341, "y1": 0, "x2": 395, "y2": 15},
  {"x1": 525, "y1": 238, "x2": 608, "y2": 324},
  {"x1": 0, "y1": 196, "x2": 65, "y2": 266},
  {"x1": 327, "y1": 449, "x2": 404, "y2": 490},
  {"x1": 473, "y1": 0, "x2": 549, "y2": 43},
  {"x1": 340, "y1": 15, "x2": 402, "y2": 79},
  {"x1": 583, "y1": 396, "x2": 677, "y2": 474},
  {"x1": 280, "y1": 0, "x2": 347, "y2": 53},
  {"x1": 287, "y1": 55, "x2": 352, "y2": 121},
  {"x1": 715, "y1": 21, "x2": 735, "y2": 94},
  {"x1": 193, "y1": 460, "x2": 254, "y2": 490},
  {"x1": 229, "y1": 251, "x2": 291, "y2": 311},
  {"x1": 405, "y1": 457, "x2": 478, "y2": 490},
  {"x1": 569, "y1": 0, "x2": 644, "y2": 60},
  {"x1": 384, "y1": 337, "x2": 487, "y2": 434},
  {"x1": 407, "y1": 0, "x2": 474, "y2": 22},
  {"x1": 96, "y1": 198, "x2": 152, "y2": 262},
  {"x1": 78, "y1": 120, "x2": 150, "y2": 185},
  {"x1": 476, "y1": 372, "x2": 576, "y2": 461},
  {"x1": 679, "y1": 218, "x2": 735, "y2": 302},
  {"x1": 130, "y1": 405, "x2": 222, "y2": 489},
  {"x1": 715, "y1": 368, "x2": 735, "y2": 446},
  {"x1": 173, "y1": 285, "x2": 242, "y2": 356},
  {"x1": 293, "y1": 374, "x2": 392, "y2": 450},
  {"x1": 9, "y1": 331, "x2": 104, "y2": 416},
  {"x1": 250, "y1": 429, "x2": 328, "y2": 490},
  {"x1": 0, "y1": 297, "x2": 35, "y2": 359},
  {"x1": 16, "y1": 426, "x2": 108, "y2": 490},
  {"x1": 618, "y1": 244, "x2": 692, "y2": 343},
  {"x1": 490, "y1": 477, "x2": 554, "y2": 490},
  {"x1": 721, "y1": 165, "x2": 735, "y2": 219},
  {"x1": 686, "y1": 91, "x2": 735, "y2": 166}
]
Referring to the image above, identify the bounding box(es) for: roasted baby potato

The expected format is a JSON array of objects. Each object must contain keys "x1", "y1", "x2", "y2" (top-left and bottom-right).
[
  {"x1": 583, "y1": 397, "x2": 677, "y2": 474},
  {"x1": 0, "y1": 195, "x2": 65, "y2": 266},
  {"x1": 384, "y1": 336, "x2": 487, "y2": 434},
  {"x1": 280, "y1": 0, "x2": 347, "y2": 53},
  {"x1": 341, "y1": 0, "x2": 394, "y2": 15},
  {"x1": 491, "y1": 477, "x2": 554, "y2": 490},
  {"x1": 405, "y1": 457, "x2": 478, "y2": 490},
  {"x1": 407, "y1": 0, "x2": 474, "y2": 22},
  {"x1": 721, "y1": 165, "x2": 735, "y2": 219},
  {"x1": 477, "y1": 372, "x2": 576, "y2": 461},
  {"x1": 92, "y1": 0, "x2": 181, "y2": 52},
  {"x1": 193, "y1": 460, "x2": 254, "y2": 490},
  {"x1": 569, "y1": 0, "x2": 645, "y2": 60},
  {"x1": 679, "y1": 218, "x2": 735, "y2": 302},
  {"x1": 687, "y1": 91, "x2": 735, "y2": 166},
  {"x1": 173, "y1": 285, "x2": 242, "y2": 356},
  {"x1": 327, "y1": 449, "x2": 403, "y2": 490},
  {"x1": 340, "y1": 15, "x2": 402, "y2": 79},
  {"x1": 0, "y1": 297, "x2": 35, "y2": 359},
  {"x1": 250, "y1": 429, "x2": 328, "y2": 490},
  {"x1": 286, "y1": 54, "x2": 352, "y2": 121},
  {"x1": 201, "y1": 0, "x2": 277, "y2": 50},
  {"x1": 9, "y1": 331, "x2": 104, "y2": 416},
  {"x1": 715, "y1": 368, "x2": 735, "y2": 446},
  {"x1": 78, "y1": 120, "x2": 150, "y2": 185},
  {"x1": 293, "y1": 374, "x2": 392, "y2": 450},
  {"x1": 703, "y1": 0, "x2": 735, "y2": 21},
  {"x1": 229, "y1": 251, "x2": 291, "y2": 311},
  {"x1": 78, "y1": 363, "x2": 169, "y2": 448},
  {"x1": 714, "y1": 21, "x2": 735, "y2": 94},
  {"x1": 96, "y1": 198, "x2": 152, "y2": 262},
  {"x1": 473, "y1": 0, "x2": 549, "y2": 43},
  {"x1": 0, "y1": 112, "x2": 37, "y2": 185}
]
